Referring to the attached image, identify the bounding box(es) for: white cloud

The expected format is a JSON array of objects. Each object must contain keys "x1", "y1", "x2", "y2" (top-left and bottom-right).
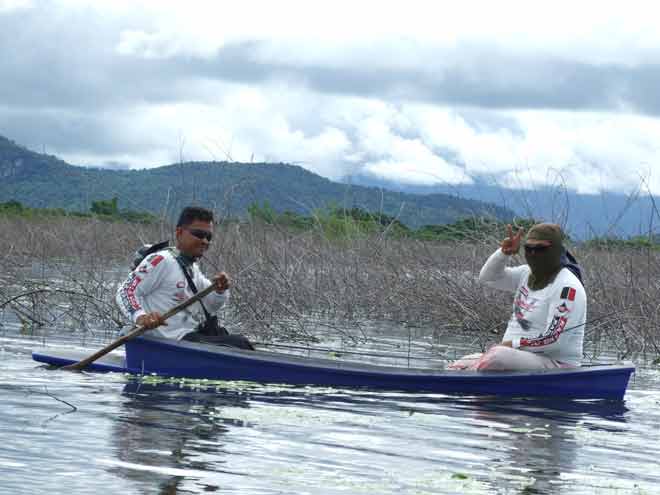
[
  {"x1": 6, "y1": 0, "x2": 660, "y2": 196},
  {"x1": 346, "y1": 104, "x2": 660, "y2": 194},
  {"x1": 50, "y1": 82, "x2": 660, "y2": 196},
  {"x1": 56, "y1": 84, "x2": 354, "y2": 178},
  {"x1": 117, "y1": 30, "x2": 193, "y2": 59},
  {"x1": 84, "y1": 0, "x2": 660, "y2": 67},
  {"x1": 37, "y1": 0, "x2": 658, "y2": 69},
  {"x1": 0, "y1": 0, "x2": 32, "y2": 12}
]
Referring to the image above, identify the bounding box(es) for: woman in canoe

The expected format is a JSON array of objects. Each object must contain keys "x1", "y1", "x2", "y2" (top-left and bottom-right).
[{"x1": 449, "y1": 223, "x2": 586, "y2": 371}]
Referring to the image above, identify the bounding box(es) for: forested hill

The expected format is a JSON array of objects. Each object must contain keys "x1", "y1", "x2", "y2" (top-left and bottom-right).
[{"x1": 0, "y1": 135, "x2": 513, "y2": 227}]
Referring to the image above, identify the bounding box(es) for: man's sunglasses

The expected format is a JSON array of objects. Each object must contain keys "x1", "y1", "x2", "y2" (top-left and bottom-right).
[
  {"x1": 524, "y1": 243, "x2": 551, "y2": 253},
  {"x1": 186, "y1": 228, "x2": 213, "y2": 242}
]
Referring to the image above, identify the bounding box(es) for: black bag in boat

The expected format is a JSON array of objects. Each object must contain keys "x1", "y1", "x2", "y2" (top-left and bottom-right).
[
  {"x1": 184, "y1": 323, "x2": 255, "y2": 350},
  {"x1": 196, "y1": 314, "x2": 229, "y2": 336},
  {"x1": 175, "y1": 256, "x2": 255, "y2": 351}
]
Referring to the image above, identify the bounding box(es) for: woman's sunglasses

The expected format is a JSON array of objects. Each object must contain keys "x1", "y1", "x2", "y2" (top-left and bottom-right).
[
  {"x1": 524, "y1": 243, "x2": 551, "y2": 253},
  {"x1": 186, "y1": 228, "x2": 213, "y2": 242}
]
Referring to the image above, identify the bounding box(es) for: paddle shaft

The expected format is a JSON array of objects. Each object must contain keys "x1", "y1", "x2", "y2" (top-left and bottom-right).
[{"x1": 63, "y1": 283, "x2": 218, "y2": 371}]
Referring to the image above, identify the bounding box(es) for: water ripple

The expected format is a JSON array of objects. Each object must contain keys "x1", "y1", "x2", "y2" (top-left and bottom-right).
[{"x1": 1, "y1": 333, "x2": 660, "y2": 494}]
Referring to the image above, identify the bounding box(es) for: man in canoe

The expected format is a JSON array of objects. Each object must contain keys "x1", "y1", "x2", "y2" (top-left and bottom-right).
[
  {"x1": 449, "y1": 223, "x2": 586, "y2": 370},
  {"x1": 116, "y1": 206, "x2": 254, "y2": 349}
]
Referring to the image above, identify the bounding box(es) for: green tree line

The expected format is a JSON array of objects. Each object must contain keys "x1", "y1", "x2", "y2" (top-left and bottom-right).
[
  {"x1": 0, "y1": 198, "x2": 157, "y2": 223},
  {"x1": 5, "y1": 197, "x2": 658, "y2": 246},
  {"x1": 247, "y1": 201, "x2": 540, "y2": 242}
]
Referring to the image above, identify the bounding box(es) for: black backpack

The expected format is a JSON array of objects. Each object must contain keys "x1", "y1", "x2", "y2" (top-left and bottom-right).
[
  {"x1": 561, "y1": 248, "x2": 584, "y2": 286},
  {"x1": 130, "y1": 240, "x2": 171, "y2": 271}
]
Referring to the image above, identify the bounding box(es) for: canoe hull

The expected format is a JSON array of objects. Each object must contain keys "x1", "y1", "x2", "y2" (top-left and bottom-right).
[
  {"x1": 33, "y1": 337, "x2": 635, "y2": 400},
  {"x1": 124, "y1": 338, "x2": 633, "y2": 400}
]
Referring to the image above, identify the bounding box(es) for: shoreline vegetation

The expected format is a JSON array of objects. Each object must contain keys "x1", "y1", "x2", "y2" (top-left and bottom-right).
[{"x1": 1, "y1": 199, "x2": 660, "y2": 364}]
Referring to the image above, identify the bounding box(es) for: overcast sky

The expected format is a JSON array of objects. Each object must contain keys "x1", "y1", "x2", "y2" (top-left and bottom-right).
[{"x1": 2, "y1": 0, "x2": 660, "y2": 194}]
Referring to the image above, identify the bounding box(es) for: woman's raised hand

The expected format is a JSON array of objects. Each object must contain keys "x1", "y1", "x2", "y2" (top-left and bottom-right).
[{"x1": 501, "y1": 224, "x2": 524, "y2": 255}]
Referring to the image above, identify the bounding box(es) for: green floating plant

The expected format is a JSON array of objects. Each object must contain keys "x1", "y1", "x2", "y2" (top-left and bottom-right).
[{"x1": 451, "y1": 473, "x2": 469, "y2": 480}]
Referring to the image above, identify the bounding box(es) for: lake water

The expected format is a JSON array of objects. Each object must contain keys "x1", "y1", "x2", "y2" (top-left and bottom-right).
[{"x1": 1, "y1": 325, "x2": 659, "y2": 495}]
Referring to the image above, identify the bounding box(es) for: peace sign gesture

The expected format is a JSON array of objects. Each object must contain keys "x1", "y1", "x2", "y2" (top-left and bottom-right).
[{"x1": 501, "y1": 224, "x2": 524, "y2": 255}]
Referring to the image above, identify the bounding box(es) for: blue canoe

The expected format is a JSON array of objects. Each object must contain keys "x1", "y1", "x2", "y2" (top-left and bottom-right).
[{"x1": 32, "y1": 337, "x2": 635, "y2": 400}]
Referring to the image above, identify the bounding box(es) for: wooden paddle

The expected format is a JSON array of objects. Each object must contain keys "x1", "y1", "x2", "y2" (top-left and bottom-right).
[{"x1": 62, "y1": 284, "x2": 217, "y2": 371}]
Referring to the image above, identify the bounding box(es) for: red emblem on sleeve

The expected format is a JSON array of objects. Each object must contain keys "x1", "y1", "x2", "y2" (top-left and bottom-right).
[{"x1": 150, "y1": 255, "x2": 164, "y2": 267}]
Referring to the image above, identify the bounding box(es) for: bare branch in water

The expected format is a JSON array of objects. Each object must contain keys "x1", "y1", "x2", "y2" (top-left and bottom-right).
[
  {"x1": 0, "y1": 212, "x2": 659, "y2": 361},
  {"x1": 42, "y1": 386, "x2": 78, "y2": 412}
]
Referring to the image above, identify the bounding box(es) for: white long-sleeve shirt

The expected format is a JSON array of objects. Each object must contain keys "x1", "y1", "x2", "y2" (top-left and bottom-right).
[
  {"x1": 479, "y1": 249, "x2": 586, "y2": 366},
  {"x1": 116, "y1": 248, "x2": 229, "y2": 340}
]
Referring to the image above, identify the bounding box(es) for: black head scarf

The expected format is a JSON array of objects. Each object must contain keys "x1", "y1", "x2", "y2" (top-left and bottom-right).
[{"x1": 525, "y1": 223, "x2": 564, "y2": 290}]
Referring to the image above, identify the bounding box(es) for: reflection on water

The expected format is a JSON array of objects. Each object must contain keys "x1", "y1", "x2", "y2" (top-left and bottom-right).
[
  {"x1": 2, "y1": 329, "x2": 660, "y2": 494},
  {"x1": 112, "y1": 381, "x2": 250, "y2": 493},
  {"x1": 103, "y1": 377, "x2": 645, "y2": 495}
]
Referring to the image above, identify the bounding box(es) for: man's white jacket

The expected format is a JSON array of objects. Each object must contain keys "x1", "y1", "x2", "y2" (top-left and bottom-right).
[{"x1": 116, "y1": 249, "x2": 228, "y2": 340}]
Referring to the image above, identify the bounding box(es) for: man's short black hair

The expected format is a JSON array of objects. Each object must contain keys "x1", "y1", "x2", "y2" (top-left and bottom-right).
[{"x1": 176, "y1": 206, "x2": 214, "y2": 227}]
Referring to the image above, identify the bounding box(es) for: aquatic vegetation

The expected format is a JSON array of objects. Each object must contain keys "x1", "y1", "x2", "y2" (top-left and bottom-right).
[{"x1": 2, "y1": 214, "x2": 660, "y2": 362}]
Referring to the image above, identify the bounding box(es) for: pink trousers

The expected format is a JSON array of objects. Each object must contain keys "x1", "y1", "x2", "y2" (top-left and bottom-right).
[{"x1": 447, "y1": 345, "x2": 574, "y2": 371}]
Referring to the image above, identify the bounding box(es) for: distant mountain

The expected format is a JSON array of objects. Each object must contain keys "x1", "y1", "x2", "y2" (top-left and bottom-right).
[
  {"x1": 0, "y1": 136, "x2": 513, "y2": 228},
  {"x1": 344, "y1": 173, "x2": 660, "y2": 239}
]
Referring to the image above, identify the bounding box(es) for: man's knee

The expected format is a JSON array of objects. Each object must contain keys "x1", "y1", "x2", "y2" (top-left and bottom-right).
[
  {"x1": 475, "y1": 346, "x2": 556, "y2": 371},
  {"x1": 446, "y1": 353, "x2": 483, "y2": 370},
  {"x1": 475, "y1": 346, "x2": 519, "y2": 370}
]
